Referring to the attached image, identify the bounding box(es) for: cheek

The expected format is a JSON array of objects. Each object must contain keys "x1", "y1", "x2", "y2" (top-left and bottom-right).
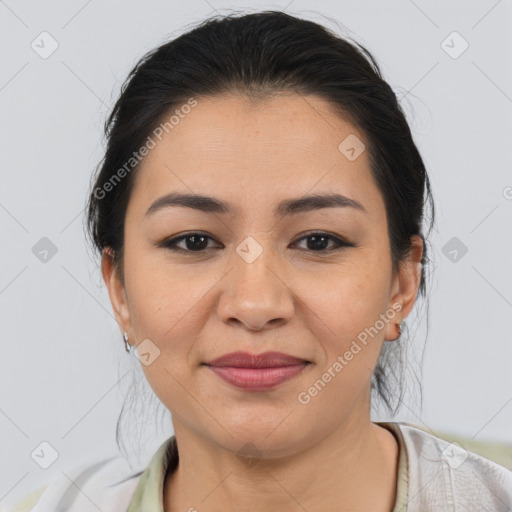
[
  {"x1": 295, "y1": 259, "x2": 391, "y2": 386},
  {"x1": 296, "y1": 276, "x2": 390, "y2": 416},
  {"x1": 123, "y1": 262, "x2": 224, "y2": 412},
  {"x1": 123, "y1": 242, "x2": 209, "y2": 337},
  {"x1": 296, "y1": 260, "x2": 389, "y2": 334}
]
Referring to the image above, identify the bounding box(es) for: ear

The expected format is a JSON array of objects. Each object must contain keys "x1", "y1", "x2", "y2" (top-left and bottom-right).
[
  {"x1": 384, "y1": 235, "x2": 424, "y2": 342},
  {"x1": 101, "y1": 248, "x2": 132, "y2": 335}
]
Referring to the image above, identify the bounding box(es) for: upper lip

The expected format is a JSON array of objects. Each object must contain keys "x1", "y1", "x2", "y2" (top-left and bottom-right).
[{"x1": 204, "y1": 351, "x2": 310, "y2": 368}]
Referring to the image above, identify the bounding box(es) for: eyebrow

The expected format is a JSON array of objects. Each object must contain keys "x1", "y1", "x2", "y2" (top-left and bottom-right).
[{"x1": 144, "y1": 192, "x2": 367, "y2": 218}]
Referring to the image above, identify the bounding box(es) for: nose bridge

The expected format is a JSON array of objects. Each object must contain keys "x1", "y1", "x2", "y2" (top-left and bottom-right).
[
  {"x1": 217, "y1": 233, "x2": 294, "y2": 330},
  {"x1": 233, "y1": 232, "x2": 283, "y2": 300}
]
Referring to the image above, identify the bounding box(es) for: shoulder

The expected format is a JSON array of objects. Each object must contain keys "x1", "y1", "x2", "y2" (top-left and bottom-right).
[
  {"x1": 395, "y1": 422, "x2": 512, "y2": 511},
  {"x1": 8, "y1": 484, "x2": 49, "y2": 512},
  {"x1": 8, "y1": 455, "x2": 144, "y2": 512}
]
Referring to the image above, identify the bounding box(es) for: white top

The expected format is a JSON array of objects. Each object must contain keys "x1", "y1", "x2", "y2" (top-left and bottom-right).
[{"x1": 8, "y1": 421, "x2": 512, "y2": 511}]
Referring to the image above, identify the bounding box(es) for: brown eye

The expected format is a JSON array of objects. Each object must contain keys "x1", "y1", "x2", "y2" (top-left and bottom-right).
[
  {"x1": 159, "y1": 233, "x2": 221, "y2": 253},
  {"x1": 292, "y1": 232, "x2": 354, "y2": 252}
]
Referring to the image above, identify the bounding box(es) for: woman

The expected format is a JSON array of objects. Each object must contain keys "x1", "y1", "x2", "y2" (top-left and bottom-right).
[{"x1": 12, "y1": 10, "x2": 512, "y2": 512}]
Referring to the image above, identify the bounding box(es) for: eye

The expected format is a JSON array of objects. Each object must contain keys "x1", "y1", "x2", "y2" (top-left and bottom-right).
[
  {"x1": 158, "y1": 231, "x2": 354, "y2": 254},
  {"x1": 291, "y1": 232, "x2": 354, "y2": 253},
  {"x1": 158, "y1": 232, "x2": 221, "y2": 253}
]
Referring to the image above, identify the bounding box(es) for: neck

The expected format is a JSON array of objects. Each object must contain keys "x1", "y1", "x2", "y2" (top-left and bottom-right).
[{"x1": 163, "y1": 414, "x2": 399, "y2": 512}]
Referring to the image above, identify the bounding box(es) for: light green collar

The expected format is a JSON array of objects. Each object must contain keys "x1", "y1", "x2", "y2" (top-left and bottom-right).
[{"x1": 126, "y1": 435, "x2": 178, "y2": 512}]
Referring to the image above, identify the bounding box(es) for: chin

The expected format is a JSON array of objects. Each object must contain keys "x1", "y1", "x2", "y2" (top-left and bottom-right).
[{"x1": 208, "y1": 421, "x2": 308, "y2": 461}]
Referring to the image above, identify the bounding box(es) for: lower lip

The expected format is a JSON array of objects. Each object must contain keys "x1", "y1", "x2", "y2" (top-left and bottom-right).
[{"x1": 206, "y1": 363, "x2": 309, "y2": 390}]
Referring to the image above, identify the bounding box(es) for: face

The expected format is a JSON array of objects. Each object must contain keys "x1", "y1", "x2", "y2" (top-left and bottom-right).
[{"x1": 103, "y1": 93, "x2": 422, "y2": 458}]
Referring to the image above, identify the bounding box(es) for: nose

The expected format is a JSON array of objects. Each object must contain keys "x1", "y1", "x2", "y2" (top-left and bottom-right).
[{"x1": 217, "y1": 243, "x2": 295, "y2": 331}]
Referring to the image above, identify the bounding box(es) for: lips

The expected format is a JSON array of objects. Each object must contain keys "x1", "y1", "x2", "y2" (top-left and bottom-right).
[
  {"x1": 203, "y1": 351, "x2": 311, "y2": 390},
  {"x1": 204, "y1": 351, "x2": 310, "y2": 368}
]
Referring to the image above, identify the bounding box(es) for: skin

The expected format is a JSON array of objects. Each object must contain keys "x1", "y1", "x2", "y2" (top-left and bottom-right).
[{"x1": 102, "y1": 92, "x2": 423, "y2": 511}]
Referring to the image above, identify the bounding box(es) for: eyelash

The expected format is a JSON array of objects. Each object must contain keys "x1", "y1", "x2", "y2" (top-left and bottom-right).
[{"x1": 158, "y1": 231, "x2": 354, "y2": 254}]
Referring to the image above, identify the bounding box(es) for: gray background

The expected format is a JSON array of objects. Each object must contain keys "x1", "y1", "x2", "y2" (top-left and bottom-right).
[{"x1": 1, "y1": 0, "x2": 511, "y2": 508}]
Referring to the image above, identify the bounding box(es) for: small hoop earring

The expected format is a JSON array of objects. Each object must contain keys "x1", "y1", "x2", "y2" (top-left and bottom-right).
[
  {"x1": 396, "y1": 319, "x2": 406, "y2": 338},
  {"x1": 123, "y1": 332, "x2": 131, "y2": 353}
]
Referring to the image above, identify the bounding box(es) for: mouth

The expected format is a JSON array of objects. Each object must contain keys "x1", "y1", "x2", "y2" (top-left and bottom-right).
[
  {"x1": 204, "y1": 351, "x2": 311, "y2": 368},
  {"x1": 202, "y1": 351, "x2": 312, "y2": 390}
]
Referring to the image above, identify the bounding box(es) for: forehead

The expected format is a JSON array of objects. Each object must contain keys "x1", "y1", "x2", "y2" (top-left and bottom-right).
[{"x1": 129, "y1": 93, "x2": 383, "y2": 220}]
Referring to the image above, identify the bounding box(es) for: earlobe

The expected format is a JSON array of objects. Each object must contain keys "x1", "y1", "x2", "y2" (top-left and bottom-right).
[
  {"x1": 385, "y1": 235, "x2": 424, "y2": 341},
  {"x1": 385, "y1": 318, "x2": 406, "y2": 342},
  {"x1": 101, "y1": 248, "x2": 131, "y2": 334}
]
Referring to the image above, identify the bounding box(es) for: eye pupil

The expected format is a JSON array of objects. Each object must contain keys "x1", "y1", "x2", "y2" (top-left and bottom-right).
[
  {"x1": 186, "y1": 235, "x2": 208, "y2": 251},
  {"x1": 307, "y1": 234, "x2": 329, "y2": 251}
]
